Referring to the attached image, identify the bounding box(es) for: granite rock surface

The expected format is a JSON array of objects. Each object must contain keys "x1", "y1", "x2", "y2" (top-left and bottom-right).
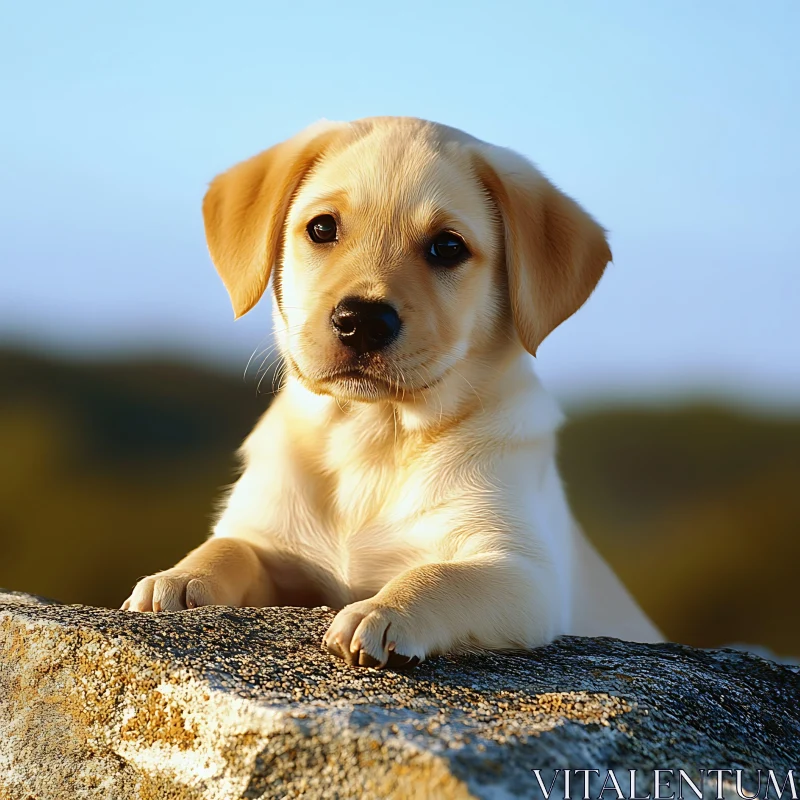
[{"x1": 1, "y1": 592, "x2": 797, "y2": 799}]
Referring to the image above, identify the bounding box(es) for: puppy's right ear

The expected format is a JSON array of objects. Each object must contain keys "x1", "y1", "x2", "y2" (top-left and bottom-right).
[
  {"x1": 472, "y1": 145, "x2": 611, "y2": 356},
  {"x1": 202, "y1": 121, "x2": 347, "y2": 318}
]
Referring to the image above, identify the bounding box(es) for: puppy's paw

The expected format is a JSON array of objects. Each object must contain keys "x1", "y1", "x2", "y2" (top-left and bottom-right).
[
  {"x1": 122, "y1": 571, "x2": 220, "y2": 612},
  {"x1": 322, "y1": 600, "x2": 427, "y2": 668}
]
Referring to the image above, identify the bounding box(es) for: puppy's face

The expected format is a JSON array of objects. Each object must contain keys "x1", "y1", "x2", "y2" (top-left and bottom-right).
[
  {"x1": 278, "y1": 125, "x2": 504, "y2": 401},
  {"x1": 202, "y1": 117, "x2": 612, "y2": 403}
]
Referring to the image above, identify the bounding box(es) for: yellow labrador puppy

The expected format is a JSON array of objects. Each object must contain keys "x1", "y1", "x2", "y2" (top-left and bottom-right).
[{"x1": 123, "y1": 117, "x2": 662, "y2": 667}]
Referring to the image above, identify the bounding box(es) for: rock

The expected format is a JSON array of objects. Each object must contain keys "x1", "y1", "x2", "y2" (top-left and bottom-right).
[
  {"x1": 0, "y1": 589, "x2": 57, "y2": 606},
  {"x1": 1, "y1": 592, "x2": 798, "y2": 800}
]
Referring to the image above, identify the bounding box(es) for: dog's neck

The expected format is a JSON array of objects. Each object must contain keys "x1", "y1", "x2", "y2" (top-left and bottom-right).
[
  {"x1": 390, "y1": 342, "x2": 532, "y2": 431},
  {"x1": 282, "y1": 342, "x2": 563, "y2": 445}
]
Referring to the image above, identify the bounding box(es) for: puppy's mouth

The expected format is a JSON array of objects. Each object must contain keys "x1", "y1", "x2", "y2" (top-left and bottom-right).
[
  {"x1": 318, "y1": 366, "x2": 403, "y2": 395},
  {"x1": 288, "y1": 355, "x2": 443, "y2": 401}
]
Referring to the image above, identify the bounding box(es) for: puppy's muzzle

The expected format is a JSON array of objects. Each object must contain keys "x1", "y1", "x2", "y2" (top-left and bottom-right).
[{"x1": 331, "y1": 297, "x2": 402, "y2": 354}]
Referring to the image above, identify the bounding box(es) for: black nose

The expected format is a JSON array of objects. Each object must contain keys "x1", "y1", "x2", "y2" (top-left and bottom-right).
[{"x1": 331, "y1": 297, "x2": 402, "y2": 354}]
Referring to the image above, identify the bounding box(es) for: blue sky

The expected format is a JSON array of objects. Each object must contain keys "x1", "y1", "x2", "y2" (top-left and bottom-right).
[{"x1": 1, "y1": 1, "x2": 798, "y2": 407}]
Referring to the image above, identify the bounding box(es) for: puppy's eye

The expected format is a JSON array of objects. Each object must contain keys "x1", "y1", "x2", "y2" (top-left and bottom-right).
[
  {"x1": 427, "y1": 231, "x2": 469, "y2": 266},
  {"x1": 307, "y1": 215, "x2": 337, "y2": 244}
]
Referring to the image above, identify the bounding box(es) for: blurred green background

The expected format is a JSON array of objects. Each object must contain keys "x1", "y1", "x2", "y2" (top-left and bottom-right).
[{"x1": 1, "y1": 346, "x2": 797, "y2": 660}]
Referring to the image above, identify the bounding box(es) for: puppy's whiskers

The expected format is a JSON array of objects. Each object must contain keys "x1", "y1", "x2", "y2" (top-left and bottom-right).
[
  {"x1": 244, "y1": 333, "x2": 273, "y2": 382},
  {"x1": 250, "y1": 325, "x2": 304, "y2": 396}
]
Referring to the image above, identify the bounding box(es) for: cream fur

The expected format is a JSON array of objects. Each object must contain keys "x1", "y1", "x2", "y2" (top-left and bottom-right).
[{"x1": 123, "y1": 117, "x2": 662, "y2": 667}]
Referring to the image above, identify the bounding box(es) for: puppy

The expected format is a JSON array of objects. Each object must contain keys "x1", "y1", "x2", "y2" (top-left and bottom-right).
[{"x1": 123, "y1": 117, "x2": 663, "y2": 667}]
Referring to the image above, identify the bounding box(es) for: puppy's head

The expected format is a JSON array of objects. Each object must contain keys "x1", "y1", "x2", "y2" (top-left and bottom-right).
[{"x1": 203, "y1": 117, "x2": 611, "y2": 402}]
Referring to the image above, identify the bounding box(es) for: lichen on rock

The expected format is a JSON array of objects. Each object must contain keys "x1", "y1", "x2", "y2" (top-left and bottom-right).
[{"x1": 0, "y1": 592, "x2": 797, "y2": 799}]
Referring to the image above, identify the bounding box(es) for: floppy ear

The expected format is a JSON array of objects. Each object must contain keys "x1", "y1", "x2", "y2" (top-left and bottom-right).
[
  {"x1": 202, "y1": 121, "x2": 347, "y2": 318},
  {"x1": 474, "y1": 146, "x2": 612, "y2": 355}
]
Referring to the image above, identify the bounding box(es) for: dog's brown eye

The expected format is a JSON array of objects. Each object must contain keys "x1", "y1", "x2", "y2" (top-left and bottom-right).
[
  {"x1": 307, "y1": 215, "x2": 337, "y2": 244},
  {"x1": 427, "y1": 231, "x2": 468, "y2": 266}
]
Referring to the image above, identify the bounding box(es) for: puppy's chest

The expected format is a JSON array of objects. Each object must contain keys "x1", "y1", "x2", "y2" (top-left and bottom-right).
[
  {"x1": 324, "y1": 462, "x2": 415, "y2": 549},
  {"x1": 312, "y1": 423, "x2": 443, "y2": 590},
  {"x1": 323, "y1": 418, "x2": 432, "y2": 530}
]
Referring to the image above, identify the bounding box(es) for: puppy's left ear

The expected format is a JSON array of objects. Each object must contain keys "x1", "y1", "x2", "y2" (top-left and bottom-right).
[
  {"x1": 202, "y1": 120, "x2": 347, "y2": 318},
  {"x1": 474, "y1": 146, "x2": 612, "y2": 355}
]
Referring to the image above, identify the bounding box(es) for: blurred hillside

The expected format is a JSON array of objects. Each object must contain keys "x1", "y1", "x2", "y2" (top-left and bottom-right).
[{"x1": 0, "y1": 347, "x2": 797, "y2": 659}]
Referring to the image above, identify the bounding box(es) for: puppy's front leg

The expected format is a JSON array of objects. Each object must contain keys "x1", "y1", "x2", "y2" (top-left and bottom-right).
[
  {"x1": 324, "y1": 554, "x2": 560, "y2": 668},
  {"x1": 122, "y1": 536, "x2": 276, "y2": 612}
]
